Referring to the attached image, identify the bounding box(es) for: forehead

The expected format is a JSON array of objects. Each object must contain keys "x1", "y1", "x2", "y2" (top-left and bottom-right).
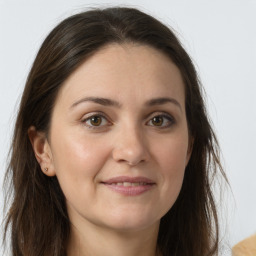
[{"x1": 55, "y1": 43, "x2": 185, "y2": 108}]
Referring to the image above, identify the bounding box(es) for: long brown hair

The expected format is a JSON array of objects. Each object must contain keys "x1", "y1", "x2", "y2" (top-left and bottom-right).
[{"x1": 3, "y1": 7, "x2": 227, "y2": 256}]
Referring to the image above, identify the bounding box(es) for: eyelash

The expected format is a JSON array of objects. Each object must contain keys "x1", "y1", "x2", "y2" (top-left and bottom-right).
[
  {"x1": 81, "y1": 112, "x2": 175, "y2": 130},
  {"x1": 147, "y1": 114, "x2": 175, "y2": 128},
  {"x1": 81, "y1": 112, "x2": 111, "y2": 130}
]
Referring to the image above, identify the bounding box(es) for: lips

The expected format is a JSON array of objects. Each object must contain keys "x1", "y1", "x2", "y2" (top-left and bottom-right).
[{"x1": 101, "y1": 176, "x2": 156, "y2": 196}]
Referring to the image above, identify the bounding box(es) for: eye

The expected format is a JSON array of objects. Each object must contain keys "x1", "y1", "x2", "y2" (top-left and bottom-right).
[
  {"x1": 147, "y1": 114, "x2": 175, "y2": 128},
  {"x1": 82, "y1": 114, "x2": 111, "y2": 129}
]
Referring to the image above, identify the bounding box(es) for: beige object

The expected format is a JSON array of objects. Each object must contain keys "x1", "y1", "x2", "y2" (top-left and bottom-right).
[{"x1": 232, "y1": 234, "x2": 256, "y2": 256}]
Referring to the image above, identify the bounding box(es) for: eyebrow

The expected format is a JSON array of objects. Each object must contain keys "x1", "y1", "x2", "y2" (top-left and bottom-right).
[
  {"x1": 70, "y1": 96, "x2": 182, "y2": 111},
  {"x1": 145, "y1": 97, "x2": 182, "y2": 111},
  {"x1": 71, "y1": 97, "x2": 121, "y2": 109}
]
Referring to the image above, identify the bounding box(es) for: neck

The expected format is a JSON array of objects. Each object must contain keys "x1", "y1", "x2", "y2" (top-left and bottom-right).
[{"x1": 67, "y1": 219, "x2": 161, "y2": 256}]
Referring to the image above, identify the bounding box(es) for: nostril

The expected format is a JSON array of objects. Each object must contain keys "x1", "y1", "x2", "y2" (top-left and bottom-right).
[
  {"x1": 111, "y1": 132, "x2": 150, "y2": 165},
  {"x1": 112, "y1": 148, "x2": 148, "y2": 166}
]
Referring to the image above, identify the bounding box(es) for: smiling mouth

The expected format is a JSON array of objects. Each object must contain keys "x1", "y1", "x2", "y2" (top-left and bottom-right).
[
  {"x1": 105, "y1": 182, "x2": 150, "y2": 186},
  {"x1": 101, "y1": 176, "x2": 156, "y2": 196}
]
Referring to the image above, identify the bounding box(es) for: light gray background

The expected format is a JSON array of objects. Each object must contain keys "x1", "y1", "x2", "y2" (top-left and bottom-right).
[{"x1": 1, "y1": 0, "x2": 256, "y2": 254}]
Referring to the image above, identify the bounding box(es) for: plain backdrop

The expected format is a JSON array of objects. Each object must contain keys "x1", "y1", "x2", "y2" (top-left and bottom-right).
[{"x1": 1, "y1": 0, "x2": 256, "y2": 255}]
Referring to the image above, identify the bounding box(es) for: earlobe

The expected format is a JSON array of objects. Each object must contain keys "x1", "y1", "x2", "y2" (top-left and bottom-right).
[{"x1": 28, "y1": 126, "x2": 56, "y2": 177}]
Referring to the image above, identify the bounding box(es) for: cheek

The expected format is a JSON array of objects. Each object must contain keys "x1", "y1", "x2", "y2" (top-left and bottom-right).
[
  {"x1": 155, "y1": 132, "x2": 189, "y2": 173},
  {"x1": 50, "y1": 129, "x2": 111, "y2": 195},
  {"x1": 154, "y1": 134, "x2": 188, "y2": 206}
]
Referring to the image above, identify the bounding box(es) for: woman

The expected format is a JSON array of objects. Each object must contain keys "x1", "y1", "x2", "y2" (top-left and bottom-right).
[{"x1": 3, "y1": 7, "x2": 227, "y2": 256}]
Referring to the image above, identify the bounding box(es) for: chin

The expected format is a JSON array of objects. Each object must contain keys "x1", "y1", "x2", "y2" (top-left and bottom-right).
[{"x1": 100, "y1": 209, "x2": 161, "y2": 233}]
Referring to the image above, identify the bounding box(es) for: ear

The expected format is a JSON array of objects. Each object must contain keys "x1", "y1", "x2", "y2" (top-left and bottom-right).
[
  {"x1": 28, "y1": 126, "x2": 56, "y2": 177},
  {"x1": 186, "y1": 136, "x2": 194, "y2": 166}
]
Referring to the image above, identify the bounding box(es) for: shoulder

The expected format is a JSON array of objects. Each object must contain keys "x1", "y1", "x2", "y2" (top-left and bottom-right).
[{"x1": 232, "y1": 234, "x2": 256, "y2": 256}]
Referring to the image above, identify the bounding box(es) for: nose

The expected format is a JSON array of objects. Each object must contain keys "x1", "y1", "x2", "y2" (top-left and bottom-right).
[{"x1": 112, "y1": 125, "x2": 150, "y2": 166}]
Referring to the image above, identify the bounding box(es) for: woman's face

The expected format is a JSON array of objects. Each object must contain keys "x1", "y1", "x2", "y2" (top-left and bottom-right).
[{"x1": 45, "y1": 44, "x2": 191, "y2": 232}]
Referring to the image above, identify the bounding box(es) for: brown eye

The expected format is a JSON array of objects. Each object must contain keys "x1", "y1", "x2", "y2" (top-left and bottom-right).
[
  {"x1": 152, "y1": 116, "x2": 163, "y2": 126},
  {"x1": 89, "y1": 116, "x2": 102, "y2": 126},
  {"x1": 82, "y1": 114, "x2": 110, "y2": 129},
  {"x1": 147, "y1": 114, "x2": 175, "y2": 128}
]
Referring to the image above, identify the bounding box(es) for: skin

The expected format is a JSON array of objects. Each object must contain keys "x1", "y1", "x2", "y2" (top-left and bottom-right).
[{"x1": 29, "y1": 43, "x2": 192, "y2": 256}]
